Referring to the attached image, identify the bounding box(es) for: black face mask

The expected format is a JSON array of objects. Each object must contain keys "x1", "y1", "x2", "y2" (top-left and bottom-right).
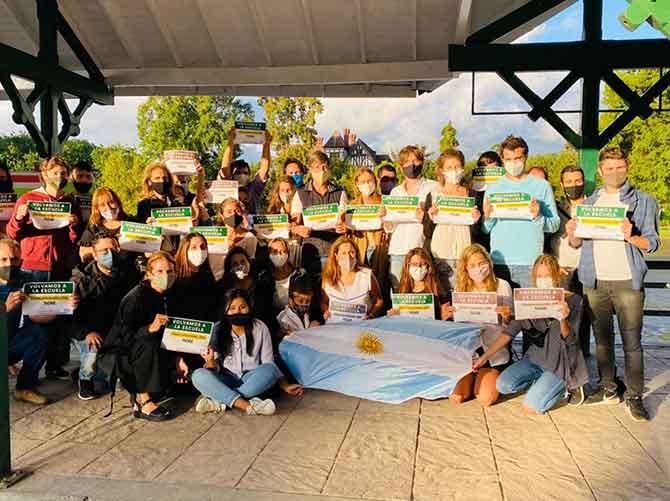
[
  {"x1": 291, "y1": 303, "x2": 310, "y2": 317},
  {"x1": 0, "y1": 265, "x2": 20, "y2": 283},
  {"x1": 73, "y1": 181, "x2": 93, "y2": 194},
  {"x1": 564, "y1": 185, "x2": 585, "y2": 200},
  {"x1": 227, "y1": 313, "x2": 252, "y2": 326},
  {"x1": 379, "y1": 177, "x2": 397, "y2": 195},
  {"x1": 0, "y1": 180, "x2": 12, "y2": 193},
  {"x1": 402, "y1": 164, "x2": 423, "y2": 179},
  {"x1": 224, "y1": 214, "x2": 244, "y2": 228},
  {"x1": 151, "y1": 181, "x2": 169, "y2": 196}
]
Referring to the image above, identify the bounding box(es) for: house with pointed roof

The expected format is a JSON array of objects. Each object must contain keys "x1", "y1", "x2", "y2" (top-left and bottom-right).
[{"x1": 323, "y1": 129, "x2": 390, "y2": 168}]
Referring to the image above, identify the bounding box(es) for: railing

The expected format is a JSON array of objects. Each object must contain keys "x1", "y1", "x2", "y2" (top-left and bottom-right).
[{"x1": 644, "y1": 258, "x2": 670, "y2": 317}]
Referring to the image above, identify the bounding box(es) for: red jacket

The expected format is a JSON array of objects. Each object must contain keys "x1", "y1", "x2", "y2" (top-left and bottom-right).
[{"x1": 7, "y1": 189, "x2": 83, "y2": 275}]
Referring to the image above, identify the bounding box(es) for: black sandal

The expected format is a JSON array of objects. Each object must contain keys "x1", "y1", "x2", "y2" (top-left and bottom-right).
[{"x1": 133, "y1": 397, "x2": 172, "y2": 422}]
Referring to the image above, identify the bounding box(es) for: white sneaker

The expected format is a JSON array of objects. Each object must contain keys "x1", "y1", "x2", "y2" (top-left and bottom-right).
[
  {"x1": 246, "y1": 397, "x2": 276, "y2": 416},
  {"x1": 195, "y1": 395, "x2": 225, "y2": 414}
]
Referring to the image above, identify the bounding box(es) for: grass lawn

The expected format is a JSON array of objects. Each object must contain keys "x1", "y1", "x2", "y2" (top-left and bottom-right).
[{"x1": 656, "y1": 227, "x2": 670, "y2": 258}]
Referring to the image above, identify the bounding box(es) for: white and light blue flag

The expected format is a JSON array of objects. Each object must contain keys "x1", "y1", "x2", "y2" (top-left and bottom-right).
[{"x1": 279, "y1": 316, "x2": 481, "y2": 404}]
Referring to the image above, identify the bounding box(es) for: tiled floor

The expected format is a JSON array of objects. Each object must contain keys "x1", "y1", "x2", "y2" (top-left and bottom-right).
[{"x1": 6, "y1": 348, "x2": 670, "y2": 500}]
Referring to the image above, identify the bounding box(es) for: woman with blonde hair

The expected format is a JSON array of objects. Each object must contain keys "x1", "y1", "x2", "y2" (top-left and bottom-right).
[
  {"x1": 427, "y1": 149, "x2": 480, "y2": 292},
  {"x1": 447, "y1": 244, "x2": 513, "y2": 407},
  {"x1": 387, "y1": 247, "x2": 449, "y2": 320},
  {"x1": 321, "y1": 236, "x2": 383, "y2": 322},
  {"x1": 79, "y1": 187, "x2": 127, "y2": 262},
  {"x1": 136, "y1": 161, "x2": 179, "y2": 223},
  {"x1": 264, "y1": 176, "x2": 301, "y2": 266},
  {"x1": 347, "y1": 167, "x2": 390, "y2": 297},
  {"x1": 474, "y1": 254, "x2": 588, "y2": 414}
]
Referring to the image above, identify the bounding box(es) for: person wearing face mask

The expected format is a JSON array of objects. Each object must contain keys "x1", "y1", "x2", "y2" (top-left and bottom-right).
[
  {"x1": 267, "y1": 238, "x2": 296, "y2": 314},
  {"x1": 445, "y1": 245, "x2": 513, "y2": 407},
  {"x1": 321, "y1": 237, "x2": 384, "y2": 323},
  {"x1": 191, "y1": 289, "x2": 304, "y2": 414},
  {"x1": 69, "y1": 234, "x2": 136, "y2": 400},
  {"x1": 471, "y1": 151, "x2": 503, "y2": 250},
  {"x1": 217, "y1": 129, "x2": 273, "y2": 215},
  {"x1": 347, "y1": 167, "x2": 390, "y2": 302},
  {"x1": 550, "y1": 166, "x2": 590, "y2": 357},
  {"x1": 169, "y1": 233, "x2": 218, "y2": 322},
  {"x1": 482, "y1": 136, "x2": 560, "y2": 289},
  {"x1": 377, "y1": 164, "x2": 398, "y2": 196},
  {"x1": 79, "y1": 187, "x2": 127, "y2": 258},
  {"x1": 566, "y1": 148, "x2": 660, "y2": 421},
  {"x1": 426, "y1": 149, "x2": 481, "y2": 293},
  {"x1": 264, "y1": 177, "x2": 301, "y2": 265},
  {"x1": 8, "y1": 157, "x2": 83, "y2": 380},
  {"x1": 383, "y1": 145, "x2": 437, "y2": 292},
  {"x1": 277, "y1": 271, "x2": 321, "y2": 339},
  {"x1": 71, "y1": 161, "x2": 95, "y2": 226},
  {"x1": 283, "y1": 158, "x2": 306, "y2": 189},
  {"x1": 290, "y1": 151, "x2": 348, "y2": 276},
  {"x1": 474, "y1": 255, "x2": 588, "y2": 415},
  {"x1": 387, "y1": 248, "x2": 450, "y2": 320},
  {"x1": 101, "y1": 251, "x2": 180, "y2": 421},
  {"x1": 0, "y1": 161, "x2": 16, "y2": 236},
  {"x1": 221, "y1": 247, "x2": 277, "y2": 334},
  {"x1": 0, "y1": 239, "x2": 49, "y2": 405}
]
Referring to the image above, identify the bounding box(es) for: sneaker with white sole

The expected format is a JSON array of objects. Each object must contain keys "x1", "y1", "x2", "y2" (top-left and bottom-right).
[
  {"x1": 194, "y1": 395, "x2": 225, "y2": 414},
  {"x1": 568, "y1": 386, "x2": 585, "y2": 406},
  {"x1": 625, "y1": 396, "x2": 649, "y2": 422},
  {"x1": 246, "y1": 397, "x2": 276, "y2": 416},
  {"x1": 585, "y1": 386, "x2": 620, "y2": 406}
]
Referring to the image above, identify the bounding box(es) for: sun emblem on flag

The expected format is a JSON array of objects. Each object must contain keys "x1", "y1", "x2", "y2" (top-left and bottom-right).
[{"x1": 357, "y1": 331, "x2": 383, "y2": 355}]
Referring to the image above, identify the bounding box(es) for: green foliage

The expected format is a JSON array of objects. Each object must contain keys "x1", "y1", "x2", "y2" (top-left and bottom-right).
[
  {"x1": 91, "y1": 145, "x2": 149, "y2": 216},
  {"x1": 439, "y1": 121, "x2": 460, "y2": 152},
  {"x1": 258, "y1": 97, "x2": 323, "y2": 168},
  {"x1": 62, "y1": 139, "x2": 97, "y2": 167},
  {"x1": 137, "y1": 96, "x2": 254, "y2": 177},
  {"x1": 0, "y1": 134, "x2": 40, "y2": 171},
  {"x1": 601, "y1": 69, "x2": 670, "y2": 218},
  {"x1": 526, "y1": 144, "x2": 579, "y2": 197}
]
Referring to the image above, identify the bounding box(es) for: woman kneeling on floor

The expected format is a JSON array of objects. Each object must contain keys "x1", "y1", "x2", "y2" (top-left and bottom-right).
[
  {"x1": 472, "y1": 254, "x2": 588, "y2": 415},
  {"x1": 192, "y1": 289, "x2": 304, "y2": 415}
]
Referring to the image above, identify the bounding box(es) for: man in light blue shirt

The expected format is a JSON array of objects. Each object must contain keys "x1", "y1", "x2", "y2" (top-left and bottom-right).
[{"x1": 482, "y1": 136, "x2": 560, "y2": 288}]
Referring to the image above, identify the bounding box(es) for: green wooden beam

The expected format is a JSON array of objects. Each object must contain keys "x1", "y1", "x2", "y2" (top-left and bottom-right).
[
  {"x1": 466, "y1": 0, "x2": 570, "y2": 44},
  {"x1": 0, "y1": 43, "x2": 112, "y2": 106},
  {"x1": 448, "y1": 39, "x2": 670, "y2": 73},
  {"x1": 579, "y1": 148, "x2": 599, "y2": 195}
]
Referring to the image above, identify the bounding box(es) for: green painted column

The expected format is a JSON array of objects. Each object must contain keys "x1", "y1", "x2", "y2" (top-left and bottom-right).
[{"x1": 579, "y1": 148, "x2": 599, "y2": 195}]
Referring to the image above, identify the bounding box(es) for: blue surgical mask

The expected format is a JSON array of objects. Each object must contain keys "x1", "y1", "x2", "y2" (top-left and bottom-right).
[
  {"x1": 291, "y1": 173, "x2": 304, "y2": 188},
  {"x1": 96, "y1": 249, "x2": 115, "y2": 270}
]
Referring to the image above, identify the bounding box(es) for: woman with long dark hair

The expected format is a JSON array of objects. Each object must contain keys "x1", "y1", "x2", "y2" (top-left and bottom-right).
[{"x1": 191, "y1": 289, "x2": 303, "y2": 414}]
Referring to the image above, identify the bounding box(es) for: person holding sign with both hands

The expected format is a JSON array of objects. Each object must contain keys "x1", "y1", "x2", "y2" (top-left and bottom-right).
[{"x1": 473, "y1": 255, "x2": 588, "y2": 415}]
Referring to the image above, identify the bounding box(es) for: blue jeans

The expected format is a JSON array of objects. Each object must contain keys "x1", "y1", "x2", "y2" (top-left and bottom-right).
[
  {"x1": 9, "y1": 319, "x2": 48, "y2": 390},
  {"x1": 493, "y1": 264, "x2": 532, "y2": 289},
  {"x1": 389, "y1": 254, "x2": 405, "y2": 292},
  {"x1": 75, "y1": 340, "x2": 108, "y2": 384},
  {"x1": 496, "y1": 358, "x2": 566, "y2": 413},
  {"x1": 191, "y1": 363, "x2": 281, "y2": 407}
]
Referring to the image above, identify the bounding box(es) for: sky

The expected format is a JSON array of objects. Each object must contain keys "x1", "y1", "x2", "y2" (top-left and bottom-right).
[{"x1": 0, "y1": 0, "x2": 663, "y2": 161}]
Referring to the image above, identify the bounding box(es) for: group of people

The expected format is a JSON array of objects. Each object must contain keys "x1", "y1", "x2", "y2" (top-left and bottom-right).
[{"x1": 2, "y1": 131, "x2": 660, "y2": 423}]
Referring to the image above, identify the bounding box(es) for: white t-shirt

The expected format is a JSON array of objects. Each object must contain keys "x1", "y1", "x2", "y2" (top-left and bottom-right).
[
  {"x1": 593, "y1": 191, "x2": 631, "y2": 281},
  {"x1": 323, "y1": 268, "x2": 373, "y2": 321},
  {"x1": 430, "y1": 188, "x2": 472, "y2": 260},
  {"x1": 479, "y1": 278, "x2": 513, "y2": 368},
  {"x1": 387, "y1": 178, "x2": 438, "y2": 256},
  {"x1": 273, "y1": 275, "x2": 291, "y2": 312}
]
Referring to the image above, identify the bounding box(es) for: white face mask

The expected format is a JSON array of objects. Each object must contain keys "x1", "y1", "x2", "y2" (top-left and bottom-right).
[
  {"x1": 187, "y1": 249, "x2": 208, "y2": 267},
  {"x1": 270, "y1": 254, "x2": 288, "y2": 268},
  {"x1": 233, "y1": 264, "x2": 250, "y2": 280},
  {"x1": 536, "y1": 277, "x2": 554, "y2": 289},
  {"x1": 233, "y1": 173, "x2": 250, "y2": 187},
  {"x1": 357, "y1": 183, "x2": 375, "y2": 197},
  {"x1": 409, "y1": 265, "x2": 428, "y2": 282},
  {"x1": 279, "y1": 192, "x2": 291, "y2": 204},
  {"x1": 338, "y1": 255, "x2": 355, "y2": 273},
  {"x1": 100, "y1": 208, "x2": 119, "y2": 221},
  {"x1": 504, "y1": 159, "x2": 525, "y2": 177},
  {"x1": 444, "y1": 169, "x2": 465, "y2": 185}
]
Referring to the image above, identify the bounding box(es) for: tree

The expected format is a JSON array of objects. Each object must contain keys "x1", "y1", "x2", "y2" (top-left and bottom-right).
[
  {"x1": 257, "y1": 97, "x2": 323, "y2": 168},
  {"x1": 137, "y1": 96, "x2": 254, "y2": 177},
  {"x1": 439, "y1": 121, "x2": 460, "y2": 152},
  {"x1": 62, "y1": 139, "x2": 97, "y2": 167},
  {"x1": 92, "y1": 145, "x2": 149, "y2": 215},
  {"x1": 0, "y1": 134, "x2": 40, "y2": 171},
  {"x1": 600, "y1": 69, "x2": 670, "y2": 218}
]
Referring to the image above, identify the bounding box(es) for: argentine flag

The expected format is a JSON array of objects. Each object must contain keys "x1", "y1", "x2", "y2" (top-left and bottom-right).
[{"x1": 279, "y1": 316, "x2": 481, "y2": 404}]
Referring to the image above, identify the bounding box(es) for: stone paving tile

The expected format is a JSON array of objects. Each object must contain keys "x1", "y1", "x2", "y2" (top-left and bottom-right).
[
  {"x1": 262, "y1": 426, "x2": 345, "y2": 461},
  {"x1": 51, "y1": 408, "x2": 146, "y2": 450},
  {"x1": 296, "y1": 389, "x2": 360, "y2": 412},
  {"x1": 10, "y1": 436, "x2": 44, "y2": 459},
  {"x1": 281, "y1": 408, "x2": 355, "y2": 435},
  {"x1": 421, "y1": 397, "x2": 486, "y2": 422},
  {"x1": 237, "y1": 453, "x2": 332, "y2": 494},
  {"x1": 8, "y1": 398, "x2": 42, "y2": 423},
  {"x1": 15, "y1": 442, "x2": 110, "y2": 476},
  {"x1": 156, "y1": 451, "x2": 256, "y2": 487},
  {"x1": 413, "y1": 471, "x2": 502, "y2": 501},
  {"x1": 356, "y1": 398, "x2": 421, "y2": 415},
  {"x1": 499, "y1": 469, "x2": 595, "y2": 501},
  {"x1": 324, "y1": 456, "x2": 414, "y2": 500},
  {"x1": 11, "y1": 410, "x2": 87, "y2": 441},
  {"x1": 586, "y1": 477, "x2": 670, "y2": 501}
]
